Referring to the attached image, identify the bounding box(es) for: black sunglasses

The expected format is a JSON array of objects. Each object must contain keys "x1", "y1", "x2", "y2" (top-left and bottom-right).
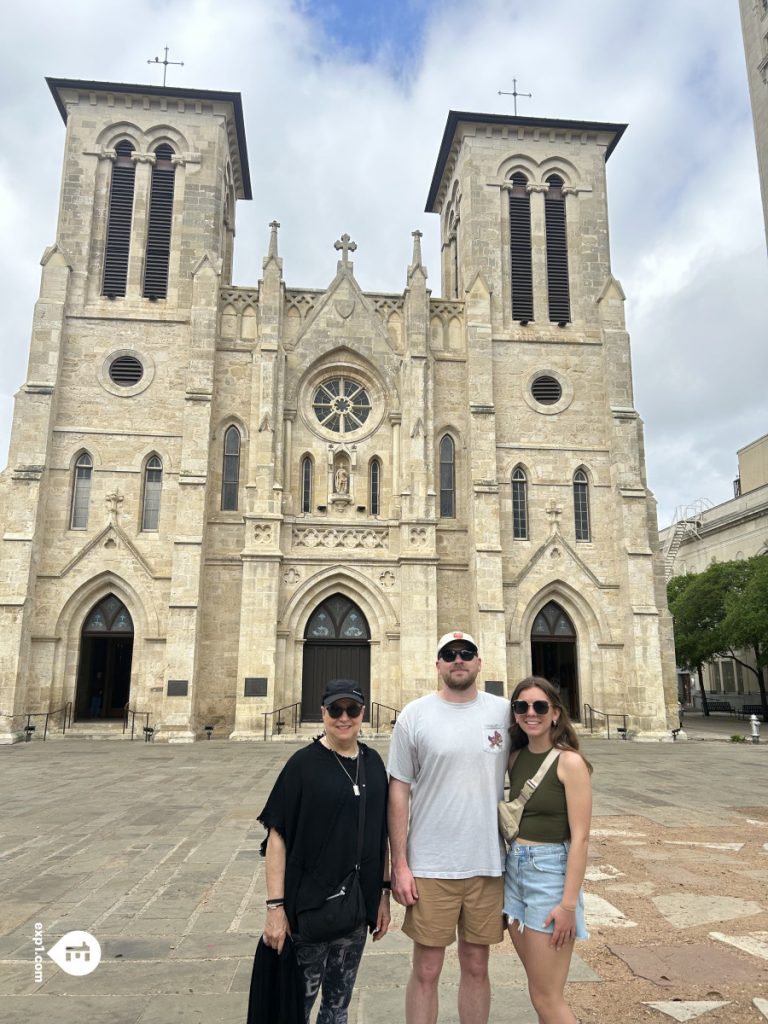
[
  {"x1": 326, "y1": 702, "x2": 364, "y2": 719},
  {"x1": 512, "y1": 699, "x2": 551, "y2": 715},
  {"x1": 440, "y1": 648, "x2": 477, "y2": 662}
]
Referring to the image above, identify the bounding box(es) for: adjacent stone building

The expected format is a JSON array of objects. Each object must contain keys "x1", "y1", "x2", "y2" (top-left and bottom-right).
[
  {"x1": 739, "y1": 0, "x2": 768, "y2": 248},
  {"x1": 0, "y1": 78, "x2": 677, "y2": 741},
  {"x1": 660, "y1": 434, "x2": 768, "y2": 709}
]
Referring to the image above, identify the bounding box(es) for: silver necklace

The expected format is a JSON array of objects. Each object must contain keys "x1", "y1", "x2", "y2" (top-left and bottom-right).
[{"x1": 329, "y1": 745, "x2": 360, "y2": 796}]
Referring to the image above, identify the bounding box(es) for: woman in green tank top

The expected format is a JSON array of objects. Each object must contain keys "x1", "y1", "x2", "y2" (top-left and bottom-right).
[{"x1": 503, "y1": 677, "x2": 592, "y2": 1024}]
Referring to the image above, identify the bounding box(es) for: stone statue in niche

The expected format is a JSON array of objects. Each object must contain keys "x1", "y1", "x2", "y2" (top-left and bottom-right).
[{"x1": 334, "y1": 465, "x2": 349, "y2": 494}]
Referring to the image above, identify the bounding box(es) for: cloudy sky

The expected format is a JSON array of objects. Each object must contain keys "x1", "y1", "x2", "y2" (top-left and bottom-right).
[{"x1": 1, "y1": 0, "x2": 765, "y2": 527}]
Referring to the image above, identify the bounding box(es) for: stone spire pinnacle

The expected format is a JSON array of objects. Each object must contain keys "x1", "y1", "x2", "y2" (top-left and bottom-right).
[
  {"x1": 268, "y1": 220, "x2": 280, "y2": 259},
  {"x1": 408, "y1": 229, "x2": 427, "y2": 282},
  {"x1": 411, "y1": 229, "x2": 423, "y2": 268},
  {"x1": 263, "y1": 220, "x2": 283, "y2": 276}
]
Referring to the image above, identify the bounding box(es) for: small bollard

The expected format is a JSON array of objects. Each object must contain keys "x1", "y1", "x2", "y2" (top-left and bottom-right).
[
  {"x1": 143, "y1": 725, "x2": 154, "y2": 743},
  {"x1": 204, "y1": 725, "x2": 213, "y2": 740},
  {"x1": 24, "y1": 724, "x2": 35, "y2": 742},
  {"x1": 750, "y1": 714, "x2": 760, "y2": 744},
  {"x1": 617, "y1": 727, "x2": 627, "y2": 740},
  {"x1": 671, "y1": 727, "x2": 681, "y2": 742},
  {"x1": 275, "y1": 719, "x2": 285, "y2": 736}
]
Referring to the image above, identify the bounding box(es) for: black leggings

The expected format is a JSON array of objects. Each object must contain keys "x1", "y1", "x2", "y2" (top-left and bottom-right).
[{"x1": 294, "y1": 924, "x2": 367, "y2": 1023}]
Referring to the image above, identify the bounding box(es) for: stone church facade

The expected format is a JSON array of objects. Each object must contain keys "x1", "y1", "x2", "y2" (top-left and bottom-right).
[{"x1": 0, "y1": 78, "x2": 677, "y2": 741}]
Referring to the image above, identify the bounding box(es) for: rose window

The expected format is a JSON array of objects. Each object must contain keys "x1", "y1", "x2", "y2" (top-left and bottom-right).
[{"x1": 312, "y1": 377, "x2": 371, "y2": 433}]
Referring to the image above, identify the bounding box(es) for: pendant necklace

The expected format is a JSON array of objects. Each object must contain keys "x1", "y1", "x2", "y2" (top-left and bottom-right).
[{"x1": 329, "y1": 745, "x2": 361, "y2": 796}]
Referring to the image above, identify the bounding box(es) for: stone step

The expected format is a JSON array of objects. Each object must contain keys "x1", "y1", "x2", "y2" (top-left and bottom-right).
[{"x1": 46, "y1": 721, "x2": 139, "y2": 741}]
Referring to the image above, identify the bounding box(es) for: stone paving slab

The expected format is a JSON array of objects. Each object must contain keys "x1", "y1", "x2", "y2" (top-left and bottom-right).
[
  {"x1": 608, "y1": 942, "x2": 766, "y2": 987},
  {"x1": 2, "y1": 994, "x2": 150, "y2": 1024},
  {"x1": 0, "y1": 734, "x2": 767, "y2": 1022}
]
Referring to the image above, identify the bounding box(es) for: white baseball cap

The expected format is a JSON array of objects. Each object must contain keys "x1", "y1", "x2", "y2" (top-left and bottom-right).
[{"x1": 436, "y1": 631, "x2": 478, "y2": 659}]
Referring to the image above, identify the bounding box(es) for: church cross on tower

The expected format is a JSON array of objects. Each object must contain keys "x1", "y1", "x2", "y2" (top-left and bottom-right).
[
  {"x1": 498, "y1": 78, "x2": 532, "y2": 116},
  {"x1": 147, "y1": 46, "x2": 185, "y2": 87},
  {"x1": 334, "y1": 233, "x2": 357, "y2": 264}
]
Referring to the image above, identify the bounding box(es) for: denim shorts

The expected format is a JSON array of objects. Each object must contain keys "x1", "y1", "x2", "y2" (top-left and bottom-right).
[{"x1": 503, "y1": 841, "x2": 588, "y2": 940}]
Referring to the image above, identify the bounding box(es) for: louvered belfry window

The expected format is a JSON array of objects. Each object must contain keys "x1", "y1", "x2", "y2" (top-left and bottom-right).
[
  {"x1": 509, "y1": 173, "x2": 533, "y2": 322},
  {"x1": 143, "y1": 144, "x2": 176, "y2": 299},
  {"x1": 545, "y1": 175, "x2": 571, "y2": 323},
  {"x1": 102, "y1": 141, "x2": 136, "y2": 297}
]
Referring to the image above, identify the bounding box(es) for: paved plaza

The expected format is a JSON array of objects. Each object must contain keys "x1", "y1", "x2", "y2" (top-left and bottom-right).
[{"x1": 1, "y1": 719, "x2": 767, "y2": 1023}]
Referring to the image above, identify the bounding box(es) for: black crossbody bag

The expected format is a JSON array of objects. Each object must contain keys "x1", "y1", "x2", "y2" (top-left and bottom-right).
[{"x1": 297, "y1": 751, "x2": 368, "y2": 942}]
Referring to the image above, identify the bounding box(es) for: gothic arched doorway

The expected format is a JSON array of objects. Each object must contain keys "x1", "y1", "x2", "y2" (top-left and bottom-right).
[
  {"x1": 530, "y1": 600, "x2": 580, "y2": 720},
  {"x1": 75, "y1": 594, "x2": 134, "y2": 720},
  {"x1": 301, "y1": 594, "x2": 371, "y2": 722}
]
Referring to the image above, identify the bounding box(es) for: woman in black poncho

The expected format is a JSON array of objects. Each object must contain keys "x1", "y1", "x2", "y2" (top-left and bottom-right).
[{"x1": 258, "y1": 680, "x2": 390, "y2": 1023}]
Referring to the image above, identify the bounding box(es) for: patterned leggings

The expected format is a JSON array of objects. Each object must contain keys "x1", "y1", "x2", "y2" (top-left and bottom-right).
[{"x1": 294, "y1": 924, "x2": 367, "y2": 1023}]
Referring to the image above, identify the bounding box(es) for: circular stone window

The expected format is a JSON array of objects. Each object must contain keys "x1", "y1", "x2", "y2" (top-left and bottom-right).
[
  {"x1": 312, "y1": 377, "x2": 371, "y2": 434},
  {"x1": 530, "y1": 375, "x2": 562, "y2": 405},
  {"x1": 109, "y1": 355, "x2": 144, "y2": 387}
]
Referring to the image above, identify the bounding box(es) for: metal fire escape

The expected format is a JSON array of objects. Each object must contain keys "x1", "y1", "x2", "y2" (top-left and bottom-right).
[{"x1": 663, "y1": 499, "x2": 713, "y2": 581}]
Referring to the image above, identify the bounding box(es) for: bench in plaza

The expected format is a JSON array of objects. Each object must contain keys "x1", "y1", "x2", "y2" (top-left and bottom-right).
[
  {"x1": 737, "y1": 704, "x2": 767, "y2": 721},
  {"x1": 705, "y1": 700, "x2": 735, "y2": 716}
]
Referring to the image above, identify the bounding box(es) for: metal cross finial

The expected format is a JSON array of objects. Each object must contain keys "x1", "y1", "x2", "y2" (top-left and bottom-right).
[
  {"x1": 334, "y1": 233, "x2": 357, "y2": 264},
  {"x1": 498, "y1": 78, "x2": 532, "y2": 116},
  {"x1": 147, "y1": 46, "x2": 185, "y2": 87}
]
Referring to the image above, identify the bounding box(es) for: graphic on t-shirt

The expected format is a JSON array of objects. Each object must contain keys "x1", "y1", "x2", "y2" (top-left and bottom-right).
[{"x1": 484, "y1": 727, "x2": 504, "y2": 752}]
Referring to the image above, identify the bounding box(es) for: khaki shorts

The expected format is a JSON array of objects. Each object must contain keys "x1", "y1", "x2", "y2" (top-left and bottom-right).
[{"x1": 403, "y1": 875, "x2": 504, "y2": 947}]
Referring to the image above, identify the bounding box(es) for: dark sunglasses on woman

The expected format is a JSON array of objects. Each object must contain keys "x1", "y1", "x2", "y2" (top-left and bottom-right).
[
  {"x1": 440, "y1": 649, "x2": 476, "y2": 662},
  {"x1": 326, "y1": 702, "x2": 364, "y2": 719},
  {"x1": 512, "y1": 699, "x2": 551, "y2": 715}
]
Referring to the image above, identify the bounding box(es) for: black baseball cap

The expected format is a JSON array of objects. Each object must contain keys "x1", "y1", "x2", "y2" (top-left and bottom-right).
[{"x1": 321, "y1": 679, "x2": 365, "y2": 706}]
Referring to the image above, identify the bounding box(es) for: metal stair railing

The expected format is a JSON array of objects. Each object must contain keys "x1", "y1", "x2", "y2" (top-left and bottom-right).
[
  {"x1": 369, "y1": 702, "x2": 400, "y2": 733},
  {"x1": 1, "y1": 702, "x2": 73, "y2": 741},
  {"x1": 123, "y1": 705, "x2": 152, "y2": 741},
  {"x1": 263, "y1": 702, "x2": 301, "y2": 740},
  {"x1": 583, "y1": 703, "x2": 628, "y2": 740}
]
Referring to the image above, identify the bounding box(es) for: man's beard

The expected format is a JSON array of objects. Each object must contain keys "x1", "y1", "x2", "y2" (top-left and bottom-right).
[{"x1": 443, "y1": 673, "x2": 477, "y2": 691}]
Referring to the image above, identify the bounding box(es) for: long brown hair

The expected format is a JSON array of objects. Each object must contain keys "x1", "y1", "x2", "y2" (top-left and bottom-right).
[{"x1": 509, "y1": 676, "x2": 592, "y2": 772}]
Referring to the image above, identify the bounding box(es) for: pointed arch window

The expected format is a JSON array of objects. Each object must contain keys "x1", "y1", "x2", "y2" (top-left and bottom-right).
[
  {"x1": 573, "y1": 468, "x2": 590, "y2": 541},
  {"x1": 306, "y1": 594, "x2": 371, "y2": 640},
  {"x1": 143, "y1": 144, "x2": 176, "y2": 299},
  {"x1": 509, "y1": 172, "x2": 533, "y2": 322},
  {"x1": 439, "y1": 434, "x2": 456, "y2": 518},
  {"x1": 102, "y1": 141, "x2": 136, "y2": 298},
  {"x1": 545, "y1": 175, "x2": 571, "y2": 324},
  {"x1": 70, "y1": 452, "x2": 93, "y2": 530},
  {"x1": 141, "y1": 455, "x2": 163, "y2": 531},
  {"x1": 369, "y1": 458, "x2": 381, "y2": 516},
  {"x1": 301, "y1": 456, "x2": 313, "y2": 514},
  {"x1": 511, "y1": 466, "x2": 529, "y2": 540},
  {"x1": 221, "y1": 425, "x2": 241, "y2": 511}
]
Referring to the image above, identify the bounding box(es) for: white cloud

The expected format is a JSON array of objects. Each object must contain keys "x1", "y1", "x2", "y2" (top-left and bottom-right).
[{"x1": 0, "y1": 0, "x2": 766, "y2": 530}]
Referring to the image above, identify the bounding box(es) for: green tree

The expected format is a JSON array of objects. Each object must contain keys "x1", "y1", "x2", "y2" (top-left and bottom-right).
[
  {"x1": 722, "y1": 556, "x2": 768, "y2": 721},
  {"x1": 667, "y1": 568, "x2": 729, "y2": 715},
  {"x1": 668, "y1": 557, "x2": 768, "y2": 721}
]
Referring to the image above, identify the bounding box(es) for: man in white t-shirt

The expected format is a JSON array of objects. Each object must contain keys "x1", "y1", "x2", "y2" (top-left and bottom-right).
[{"x1": 387, "y1": 630, "x2": 510, "y2": 1024}]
